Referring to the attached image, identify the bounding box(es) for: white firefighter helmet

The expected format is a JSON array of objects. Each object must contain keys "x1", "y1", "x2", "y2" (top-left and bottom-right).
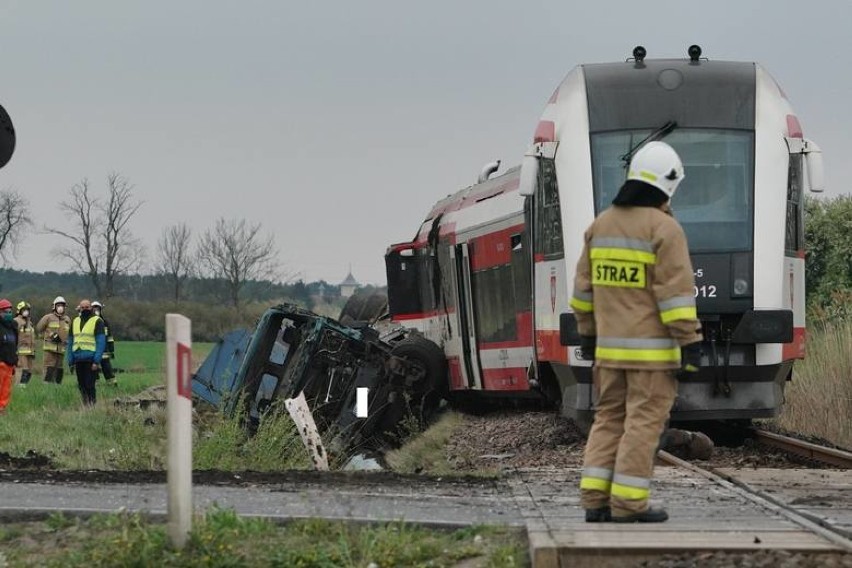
[
  {"x1": 627, "y1": 141, "x2": 685, "y2": 199},
  {"x1": 53, "y1": 296, "x2": 66, "y2": 307},
  {"x1": 92, "y1": 301, "x2": 103, "y2": 309}
]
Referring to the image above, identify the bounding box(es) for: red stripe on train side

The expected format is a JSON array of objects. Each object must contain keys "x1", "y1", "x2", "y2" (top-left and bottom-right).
[
  {"x1": 786, "y1": 115, "x2": 803, "y2": 138},
  {"x1": 469, "y1": 224, "x2": 525, "y2": 271},
  {"x1": 481, "y1": 367, "x2": 530, "y2": 391},
  {"x1": 447, "y1": 357, "x2": 466, "y2": 390},
  {"x1": 536, "y1": 329, "x2": 568, "y2": 364},
  {"x1": 427, "y1": 177, "x2": 521, "y2": 220},
  {"x1": 782, "y1": 326, "x2": 806, "y2": 360},
  {"x1": 392, "y1": 309, "x2": 453, "y2": 322},
  {"x1": 534, "y1": 121, "x2": 555, "y2": 143}
]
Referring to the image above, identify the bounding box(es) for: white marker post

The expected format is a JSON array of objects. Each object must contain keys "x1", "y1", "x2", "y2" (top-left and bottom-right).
[
  {"x1": 166, "y1": 314, "x2": 192, "y2": 549},
  {"x1": 356, "y1": 387, "x2": 369, "y2": 418}
]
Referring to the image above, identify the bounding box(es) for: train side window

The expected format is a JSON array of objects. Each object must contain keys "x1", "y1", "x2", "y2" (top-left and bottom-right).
[
  {"x1": 471, "y1": 264, "x2": 516, "y2": 343},
  {"x1": 786, "y1": 154, "x2": 804, "y2": 253},
  {"x1": 534, "y1": 158, "x2": 565, "y2": 260}
]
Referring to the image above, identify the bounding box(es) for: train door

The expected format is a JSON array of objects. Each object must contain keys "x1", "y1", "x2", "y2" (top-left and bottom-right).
[
  {"x1": 530, "y1": 157, "x2": 568, "y2": 363},
  {"x1": 452, "y1": 242, "x2": 483, "y2": 389}
]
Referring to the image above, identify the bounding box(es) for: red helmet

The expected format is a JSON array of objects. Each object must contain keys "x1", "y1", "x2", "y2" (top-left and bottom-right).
[{"x1": 0, "y1": 299, "x2": 12, "y2": 311}]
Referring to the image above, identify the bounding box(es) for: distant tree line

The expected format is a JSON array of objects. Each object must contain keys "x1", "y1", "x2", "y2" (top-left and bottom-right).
[
  {"x1": 0, "y1": 171, "x2": 378, "y2": 310},
  {"x1": 0, "y1": 268, "x2": 344, "y2": 309}
]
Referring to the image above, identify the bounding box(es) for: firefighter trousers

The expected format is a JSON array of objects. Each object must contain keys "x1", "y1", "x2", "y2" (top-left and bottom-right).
[
  {"x1": 0, "y1": 362, "x2": 13, "y2": 411},
  {"x1": 580, "y1": 366, "x2": 677, "y2": 516}
]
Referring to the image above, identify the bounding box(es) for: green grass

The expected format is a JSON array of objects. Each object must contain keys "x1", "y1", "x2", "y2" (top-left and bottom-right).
[
  {"x1": 194, "y1": 400, "x2": 319, "y2": 471},
  {"x1": 0, "y1": 509, "x2": 529, "y2": 567},
  {"x1": 0, "y1": 341, "x2": 213, "y2": 470},
  {"x1": 110, "y1": 340, "x2": 213, "y2": 373}
]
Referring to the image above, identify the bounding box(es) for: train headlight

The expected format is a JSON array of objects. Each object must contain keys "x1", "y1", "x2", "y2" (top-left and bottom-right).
[{"x1": 731, "y1": 253, "x2": 753, "y2": 298}]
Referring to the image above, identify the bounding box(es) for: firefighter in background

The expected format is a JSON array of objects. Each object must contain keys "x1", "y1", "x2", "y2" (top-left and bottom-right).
[
  {"x1": 0, "y1": 299, "x2": 18, "y2": 414},
  {"x1": 571, "y1": 141, "x2": 702, "y2": 523},
  {"x1": 35, "y1": 296, "x2": 72, "y2": 384},
  {"x1": 91, "y1": 301, "x2": 116, "y2": 385},
  {"x1": 66, "y1": 299, "x2": 106, "y2": 406},
  {"x1": 13, "y1": 301, "x2": 35, "y2": 386}
]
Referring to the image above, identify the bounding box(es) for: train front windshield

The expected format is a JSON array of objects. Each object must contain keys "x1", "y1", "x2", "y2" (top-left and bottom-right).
[{"x1": 591, "y1": 129, "x2": 754, "y2": 252}]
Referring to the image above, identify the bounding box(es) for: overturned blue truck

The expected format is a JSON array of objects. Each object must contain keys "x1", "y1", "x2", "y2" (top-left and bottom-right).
[{"x1": 191, "y1": 302, "x2": 447, "y2": 464}]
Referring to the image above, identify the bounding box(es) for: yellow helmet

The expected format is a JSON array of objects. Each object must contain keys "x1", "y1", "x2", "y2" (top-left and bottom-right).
[{"x1": 16, "y1": 301, "x2": 30, "y2": 312}]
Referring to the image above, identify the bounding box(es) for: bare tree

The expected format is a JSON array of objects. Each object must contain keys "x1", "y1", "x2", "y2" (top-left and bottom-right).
[
  {"x1": 47, "y1": 173, "x2": 144, "y2": 298},
  {"x1": 196, "y1": 218, "x2": 279, "y2": 307},
  {"x1": 157, "y1": 223, "x2": 194, "y2": 302},
  {"x1": 102, "y1": 173, "x2": 144, "y2": 297},
  {"x1": 0, "y1": 188, "x2": 33, "y2": 262}
]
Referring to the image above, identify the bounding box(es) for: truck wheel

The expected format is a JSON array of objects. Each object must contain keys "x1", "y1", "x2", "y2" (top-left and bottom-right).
[
  {"x1": 391, "y1": 335, "x2": 447, "y2": 422},
  {"x1": 339, "y1": 292, "x2": 387, "y2": 325},
  {"x1": 339, "y1": 293, "x2": 367, "y2": 325}
]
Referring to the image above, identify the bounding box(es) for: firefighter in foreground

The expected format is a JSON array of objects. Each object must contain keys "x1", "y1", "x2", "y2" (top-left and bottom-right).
[
  {"x1": 92, "y1": 301, "x2": 116, "y2": 385},
  {"x1": 14, "y1": 301, "x2": 35, "y2": 386},
  {"x1": 0, "y1": 299, "x2": 18, "y2": 414},
  {"x1": 66, "y1": 299, "x2": 106, "y2": 406},
  {"x1": 36, "y1": 296, "x2": 72, "y2": 384},
  {"x1": 571, "y1": 141, "x2": 702, "y2": 523}
]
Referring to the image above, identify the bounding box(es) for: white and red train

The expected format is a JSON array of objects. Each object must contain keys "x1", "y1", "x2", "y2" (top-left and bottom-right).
[{"x1": 384, "y1": 46, "x2": 824, "y2": 426}]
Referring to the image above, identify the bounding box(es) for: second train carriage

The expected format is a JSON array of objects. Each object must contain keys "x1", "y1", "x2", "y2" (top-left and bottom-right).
[{"x1": 384, "y1": 47, "x2": 825, "y2": 426}]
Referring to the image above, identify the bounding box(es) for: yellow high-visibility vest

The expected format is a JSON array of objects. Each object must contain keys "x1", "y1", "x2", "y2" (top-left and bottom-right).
[{"x1": 72, "y1": 316, "x2": 101, "y2": 352}]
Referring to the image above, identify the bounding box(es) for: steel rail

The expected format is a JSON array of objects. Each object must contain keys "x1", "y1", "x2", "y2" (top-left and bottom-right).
[
  {"x1": 752, "y1": 430, "x2": 852, "y2": 469},
  {"x1": 658, "y1": 450, "x2": 852, "y2": 551}
]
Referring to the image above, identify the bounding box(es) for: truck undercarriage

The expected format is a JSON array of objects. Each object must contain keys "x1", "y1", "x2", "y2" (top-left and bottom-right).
[{"x1": 191, "y1": 303, "x2": 446, "y2": 466}]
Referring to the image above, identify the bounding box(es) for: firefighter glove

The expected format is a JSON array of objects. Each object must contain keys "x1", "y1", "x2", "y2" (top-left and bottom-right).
[
  {"x1": 579, "y1": 335, "x2": 596, "y2": 361},
  {"x1": 677, "y1": 342, "x2": 702, "y2": 380},
  {"x1": 50, "y1": 332, "x2": 62, "y2": 344}
]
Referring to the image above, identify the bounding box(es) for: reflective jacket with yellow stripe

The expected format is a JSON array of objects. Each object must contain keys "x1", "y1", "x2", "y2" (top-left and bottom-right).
[
  {"x1": 14, "y1": 315, "x2": 35, "y2": 356},
  {"x1": 66, "y1": 315, "x2": 106, "y2": 366},
  {"x1": 571, "y1": 204, "x2": 702, "y2": 370}
]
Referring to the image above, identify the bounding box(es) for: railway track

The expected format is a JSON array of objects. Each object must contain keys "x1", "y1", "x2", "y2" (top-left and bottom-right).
[
  {"x1": 658, "y1": 440, "x2": 852, "y2": 552},
  {"x1": 751, "y1": 429, "x2": 852, "y2": 468}
]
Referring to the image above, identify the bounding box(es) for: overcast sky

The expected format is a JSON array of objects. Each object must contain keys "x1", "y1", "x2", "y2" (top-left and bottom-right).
[{"x1": 1, "y1": 1, "x2": 850, "y2": 285}]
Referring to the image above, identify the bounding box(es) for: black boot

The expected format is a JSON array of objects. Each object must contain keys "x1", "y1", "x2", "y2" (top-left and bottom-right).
[
  {"x1": 613, "y1": 507, "x2": 669, "y2": 523},
  {"x1": 44, "y1": 367, "x2": 56, "y2": 383},
  {"x1": 21, "y1": 370, "x2": 32, "y2": 384},
  {"x1": 55, "y1": 368, "x2": 64, "y2": 385},
  {"x1": 585, "y1": 507, "x2": 612, "y2": 522}
]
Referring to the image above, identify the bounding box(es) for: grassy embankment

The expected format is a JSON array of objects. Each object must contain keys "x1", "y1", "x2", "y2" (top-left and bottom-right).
[
  {"x1": 0, "y1": 341, "x2": 376, "y2": 471},
  {"x1": 775, "y1": 317, "x2": 852, "y2": 449},
  {"x1": 0, "y1": 342, "x2": 218, "y2": 470},
  {"x1": 0, "y1": 509, "x2": 527, "y2": 567}
]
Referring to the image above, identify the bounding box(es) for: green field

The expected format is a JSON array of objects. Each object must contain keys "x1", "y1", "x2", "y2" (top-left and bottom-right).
[{"x1": 0, "y1": 341, "x2": 213, "y2": 469}]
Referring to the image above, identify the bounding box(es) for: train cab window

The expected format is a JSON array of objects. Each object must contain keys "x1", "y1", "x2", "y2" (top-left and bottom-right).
[
  {"x1": 785, "y1": 154, "x2": 804, "y2": 253},
  {"x1": 592, "y1": 129, "x2": 754, "y2": 253},
  {"x1": 534, "y1": 158, "x2": 565, "y2": 260}
]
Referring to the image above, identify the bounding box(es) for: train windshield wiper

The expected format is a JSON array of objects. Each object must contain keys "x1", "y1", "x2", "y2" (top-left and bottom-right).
[{"x1": 620, "y1": 121, "x2": 678, "y2": 167}]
